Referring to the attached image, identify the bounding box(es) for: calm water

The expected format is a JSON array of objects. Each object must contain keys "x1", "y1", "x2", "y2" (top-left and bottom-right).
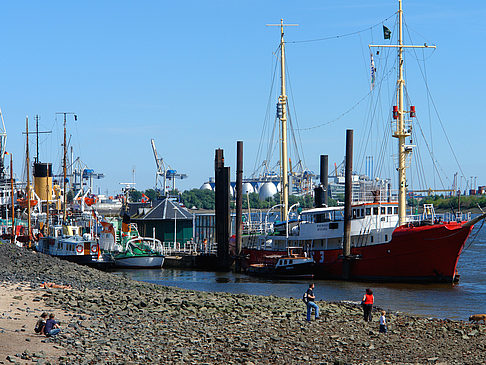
[{"x1": 113, "y1": 224, "x2": 486, "y2": 321}]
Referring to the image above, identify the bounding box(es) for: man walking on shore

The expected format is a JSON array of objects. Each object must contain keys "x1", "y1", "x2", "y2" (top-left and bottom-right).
[{"x1": 305, "y1": 283, "x2": 319, "y2": 322}]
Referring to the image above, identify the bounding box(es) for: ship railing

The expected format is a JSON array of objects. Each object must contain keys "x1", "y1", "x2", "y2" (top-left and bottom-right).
[
  {"x1": 350, "y1": 189, "x2": 399, "y2": 204},
  {"x1": 243, "y1": 221, "x2": 274, "y2": 235},
  {"x1": 159, "y1": 241, "x2": 217, "y2": 256},
  {"x1": 407, "y1": 211, "x2": 471, "y2": 224}
]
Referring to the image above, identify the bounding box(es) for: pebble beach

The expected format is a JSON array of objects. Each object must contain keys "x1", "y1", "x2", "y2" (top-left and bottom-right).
[{"x1": 0, "y1": 243, "x2": 485, "y2": 364}]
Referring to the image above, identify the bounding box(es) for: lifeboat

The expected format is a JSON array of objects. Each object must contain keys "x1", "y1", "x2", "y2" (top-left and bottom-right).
[
  {"x1": 17, "y1": 198, "x2": 38, "y2": 208},
  {"x1": 84, "y1": 196, "x2": 98, "y2": 206}
]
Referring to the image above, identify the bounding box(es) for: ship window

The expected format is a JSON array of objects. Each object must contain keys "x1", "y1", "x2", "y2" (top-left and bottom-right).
[
  {"x1": 381, "y1": 207, "x2": 386, "y2": 214},
  {"x1": 387, "y1": 207, "x2": 393, "y2": 214},
  {"x1": 385, "y1": 234, "x2": 388, "y2": 241},
  {"x1": 353, "y1": 210, "x2": 357, "y2": 219},
  {"x1": 361, "y1": 209, "x2": 364, "y2": 217},
  {"x1": 373, "y1": 207, "x2": 378, "y2": 215},
  {"x1": 366, "y1": 208, "x2": 371, "y2": 216},
  {"x1": 370, "y1": 236, "x2": 374, "y2": 243},
  {"x1": 288, "y1": 260, "x2": 293, "y2": 265},
  {"x1": 394, "y1": 207, "x2": 398, "y2": 214}
]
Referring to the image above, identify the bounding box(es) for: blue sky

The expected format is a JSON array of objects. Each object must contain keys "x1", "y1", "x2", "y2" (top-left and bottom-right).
[{"x1": 2, "y1": 1, "x2": 485, "y2": 195}]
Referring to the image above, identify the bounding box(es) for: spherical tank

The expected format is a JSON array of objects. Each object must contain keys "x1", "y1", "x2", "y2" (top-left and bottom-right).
[
  {"x1": 200, "y1": 183, "x2": 213, "y2": 191},
  {"x1": 242, "y1": 183, "x2": 254, "y2": 195},
  {"x1": 259, "y1": 182, "x2": 278, "y2": 201}
]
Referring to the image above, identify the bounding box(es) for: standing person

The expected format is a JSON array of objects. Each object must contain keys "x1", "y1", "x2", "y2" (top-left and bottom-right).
[
  {"x1": 305, "y1": 283, "x2": 320, "y2": 322},
  {"x1": 361, "y1": 288, "x2": 374, "y2": 322},
  {"x1": 44, "y1": 313, "x2": 61, "y2": 337},
  {"x1": 379, "y1": 311, "x2": 387, "y2": 333}
]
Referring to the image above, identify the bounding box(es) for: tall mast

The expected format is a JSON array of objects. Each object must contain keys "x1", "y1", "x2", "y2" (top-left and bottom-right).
[
  {"x1": 9, "y1": 153, "x2": 14, "y2": 244},
  {"x1": 370, "y1": 0, "x2": 435, "y2": 225},
  {"x1": 63, "y1": 113, "x2": 67, "y2": 222},
  {"x1": 56, "y1": 112, "x2": 76, "y2": 223},
  {"x1": 26, "y1": 117, "x2": 31, "y2": 248},
  {"x1": 267, "y1": 19, "x2": 298, "y2": 221},
  {"x1": 396, "y1": 0, "x2": 407, "y2": 225}
]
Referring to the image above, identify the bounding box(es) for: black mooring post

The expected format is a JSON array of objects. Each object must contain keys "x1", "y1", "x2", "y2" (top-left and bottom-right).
[
  {"x1": 215, "y1": 149, "x2": 231, "y2": 270},
  {"x1": 343, "y1": 130, "x2": 353, "y2": 280},
  {"x1": 235, "y1": 141, "x2": 243, "y2": 272},
  {"x1": 321, "y1": 155, "x2": 329, "y2": 206}
]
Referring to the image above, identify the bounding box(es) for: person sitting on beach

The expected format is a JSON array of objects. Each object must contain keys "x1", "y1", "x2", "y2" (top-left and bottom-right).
[
  {"x1": 44, "y1": 313, "x2": 61, "y2": 337},
  {"x1": 305, "y1": 283, "x2": 320, "y2": 322},
  {"x1": 40, "y1": 282, "x2": 72, "y2": 289},
  {"x1": 34, "y1": 312, "x2": 48, "y2": 334},
  {"x1": 379, "y1": 311, "x2": 387, "y2": 333}
]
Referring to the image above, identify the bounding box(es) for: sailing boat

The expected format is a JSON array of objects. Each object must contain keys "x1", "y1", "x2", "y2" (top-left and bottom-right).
[{"x1": 242, "y1": 2, "x2": 485, "y2": 283}]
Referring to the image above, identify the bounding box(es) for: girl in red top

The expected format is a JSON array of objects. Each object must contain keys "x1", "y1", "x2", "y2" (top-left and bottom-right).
[{"x1": 362, "y1": 288, "x2": 374, "y2": 322}]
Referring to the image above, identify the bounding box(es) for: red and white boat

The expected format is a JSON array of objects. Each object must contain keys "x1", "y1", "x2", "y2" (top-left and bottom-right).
[
  {"x1": 242, "y1": 1, "x2": 485, "y2": 283},
  {"x1": 243, "y1": 203, "x2": 481, "y2": 283}
]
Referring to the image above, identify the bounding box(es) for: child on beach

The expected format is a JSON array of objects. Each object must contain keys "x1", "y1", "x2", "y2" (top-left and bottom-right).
[
  {"x1": 44, "y1": 313, "x2": 61, "y2": 337},
  {"x1": 34, "y1": 312, "x2": 47, "y2": 334},
  {"x1": 379, "y1": 311, "x2": 387, "y2": 333}
]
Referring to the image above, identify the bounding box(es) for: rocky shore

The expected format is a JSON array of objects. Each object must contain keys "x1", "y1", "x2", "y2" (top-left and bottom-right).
[{"x1": 0, "y1": 243, "x2": 485, "y2": 364}]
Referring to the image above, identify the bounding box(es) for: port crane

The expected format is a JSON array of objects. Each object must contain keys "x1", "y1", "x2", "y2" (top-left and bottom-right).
[{"x1": 151, "y1": 139, "x2": 187, "y2": 197}]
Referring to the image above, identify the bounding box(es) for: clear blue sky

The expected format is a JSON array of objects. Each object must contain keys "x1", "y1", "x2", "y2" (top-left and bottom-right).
[{"x1": 2, "y1": 1, "x2": 485, "y2": 195}]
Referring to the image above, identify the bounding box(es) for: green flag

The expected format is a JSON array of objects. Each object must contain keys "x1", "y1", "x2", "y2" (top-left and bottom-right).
[{"x1": 383, "y1": 25, "x2": 391, "y2": 39}]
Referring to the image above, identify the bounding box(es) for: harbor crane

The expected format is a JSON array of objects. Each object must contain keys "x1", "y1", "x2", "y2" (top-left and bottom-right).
[{"x1": 150, "y1": 139, "x2": 187, "y2": 196}]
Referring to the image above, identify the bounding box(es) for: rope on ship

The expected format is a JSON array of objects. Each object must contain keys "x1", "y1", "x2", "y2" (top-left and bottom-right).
[{"x1": 287, "y1": 13, "x2": 396, "y2": 44}]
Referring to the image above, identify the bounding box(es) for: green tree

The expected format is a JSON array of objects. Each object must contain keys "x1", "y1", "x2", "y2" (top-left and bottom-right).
[
  {"x1": 181, "y1": 189, "x2": 215, "y2": 209},
  {"x1": 129, "y1": 189, "x2": 142, "y2": 202},
  {"x1": 144, "y1": 189, "x2": 160, "y2": 201}
]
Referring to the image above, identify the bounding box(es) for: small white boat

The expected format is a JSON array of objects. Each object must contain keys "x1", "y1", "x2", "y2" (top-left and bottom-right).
[{"x1": 114, "y1": 255, "x2": 164, "y2": 268}]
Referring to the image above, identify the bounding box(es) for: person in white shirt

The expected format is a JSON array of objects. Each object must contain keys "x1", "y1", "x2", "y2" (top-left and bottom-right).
[{"x1": 379, "y1": 310, "x2": 387, "y2": 333}]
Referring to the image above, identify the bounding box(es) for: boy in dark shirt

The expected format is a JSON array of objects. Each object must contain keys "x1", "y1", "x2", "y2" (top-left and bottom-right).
[
  {"x1": 44, "y1": 313, "x2": 61, "y2": 336},
  {"x1": 305, "y1": 283, "x2": 320, "y2": 322}
]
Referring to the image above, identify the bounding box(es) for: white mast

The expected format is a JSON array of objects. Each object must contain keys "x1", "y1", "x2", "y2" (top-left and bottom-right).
[
  {"x1": 370, "y1": 0, "x2": 435, "y2": 225},
  {"x1": 267, "y1": 19, "x2": 298, "y2": 221}
]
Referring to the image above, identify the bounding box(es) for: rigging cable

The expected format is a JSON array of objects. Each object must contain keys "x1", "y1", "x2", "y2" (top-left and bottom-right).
[
  {"x1": 287, "y1": 13, "x2": 396, "y2": 44},
  {"x1": 252, "y1": 48, "x2": 280, "y2": 177},
  {"x1": 404, "y1": 19, "x2": 466, "y2": 182}
]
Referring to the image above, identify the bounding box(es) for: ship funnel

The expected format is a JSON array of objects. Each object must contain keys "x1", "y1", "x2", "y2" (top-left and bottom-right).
[{"x1": 33, "y1": 163, "x2": 52, "y2": 201}]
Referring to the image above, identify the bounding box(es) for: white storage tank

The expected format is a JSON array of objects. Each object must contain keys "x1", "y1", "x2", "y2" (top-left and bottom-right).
[
  {"x1": 242, "y1": 182, "x2": 254, "y2": 195},
  {"x1": 259, "y1": 182, "x2": 278, "y2": 200},
  {"x1": 200, "y1": 182, "x2": 213, "y2": 191}
]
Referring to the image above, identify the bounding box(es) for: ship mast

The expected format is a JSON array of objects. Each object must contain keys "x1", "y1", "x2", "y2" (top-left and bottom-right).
[
  {"x1": 370, "y1": 0, "x2": 435, "y2": 226},
  {"x1": 26, "y1": 117, "x2": 31, "y2": 248},
  {"x1": 267, "y1": 19, "x2": 298, "y2": 221}
]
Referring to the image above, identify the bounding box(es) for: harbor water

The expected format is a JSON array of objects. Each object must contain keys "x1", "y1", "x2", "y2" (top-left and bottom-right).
[{"x1": 114, "y1": 224, "x2": 486, "y2": 321}]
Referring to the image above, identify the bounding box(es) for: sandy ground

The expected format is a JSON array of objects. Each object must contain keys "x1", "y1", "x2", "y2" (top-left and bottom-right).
[{"x1": 0, "y1": 282, "x2": 72, "y2": 364}]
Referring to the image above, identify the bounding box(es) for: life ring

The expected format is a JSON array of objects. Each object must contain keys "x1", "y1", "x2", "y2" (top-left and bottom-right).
[
  {"x1": 76, "y1": 244, "x2": 83, "y2": 253},
  {"x1": 90, "y1": 244, "x2": 98, "y2": 253}
]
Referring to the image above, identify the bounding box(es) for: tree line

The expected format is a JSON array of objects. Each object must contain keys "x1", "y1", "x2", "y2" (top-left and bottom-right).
[{"x1": 128, "y1": 188, "x2": 337, "y2": 210}]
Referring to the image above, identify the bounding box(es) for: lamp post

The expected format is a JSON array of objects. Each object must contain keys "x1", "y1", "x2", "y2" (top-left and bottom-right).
[
  {"x1": 286, "y1": 202, "x2": 300, "y2": 239},
  {"x1": 265, "y1": 203, "x2": 284, "y2": 234}
]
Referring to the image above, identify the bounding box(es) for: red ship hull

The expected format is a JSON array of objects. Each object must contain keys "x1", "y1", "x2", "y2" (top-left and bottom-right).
[{"x1": 242, "y1": 222, "x2": 473, "y2": 283}]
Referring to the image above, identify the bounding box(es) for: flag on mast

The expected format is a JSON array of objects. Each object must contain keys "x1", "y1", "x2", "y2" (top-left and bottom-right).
[
  {"x1": 383, "y1": 25, "x2": 391, "y2": 39},
  {"x1": 370, "y1": 53, "x2": 377, "y2": 89}
]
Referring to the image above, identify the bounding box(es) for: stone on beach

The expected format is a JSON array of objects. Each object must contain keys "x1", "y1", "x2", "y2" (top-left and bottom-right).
[{"x1": 0, "y1": 243, "x2": 485, "y2": 364}]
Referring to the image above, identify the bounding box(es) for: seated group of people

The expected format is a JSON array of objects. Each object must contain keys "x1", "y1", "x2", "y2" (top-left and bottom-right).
[{"x1": 34, "y1": 312, "x2": 61, "y2": 336}]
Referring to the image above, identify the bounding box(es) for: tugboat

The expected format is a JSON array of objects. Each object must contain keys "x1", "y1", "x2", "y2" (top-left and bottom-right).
[{"x1": 99, "y1": 215, "x2": 164, "y2": 269}]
